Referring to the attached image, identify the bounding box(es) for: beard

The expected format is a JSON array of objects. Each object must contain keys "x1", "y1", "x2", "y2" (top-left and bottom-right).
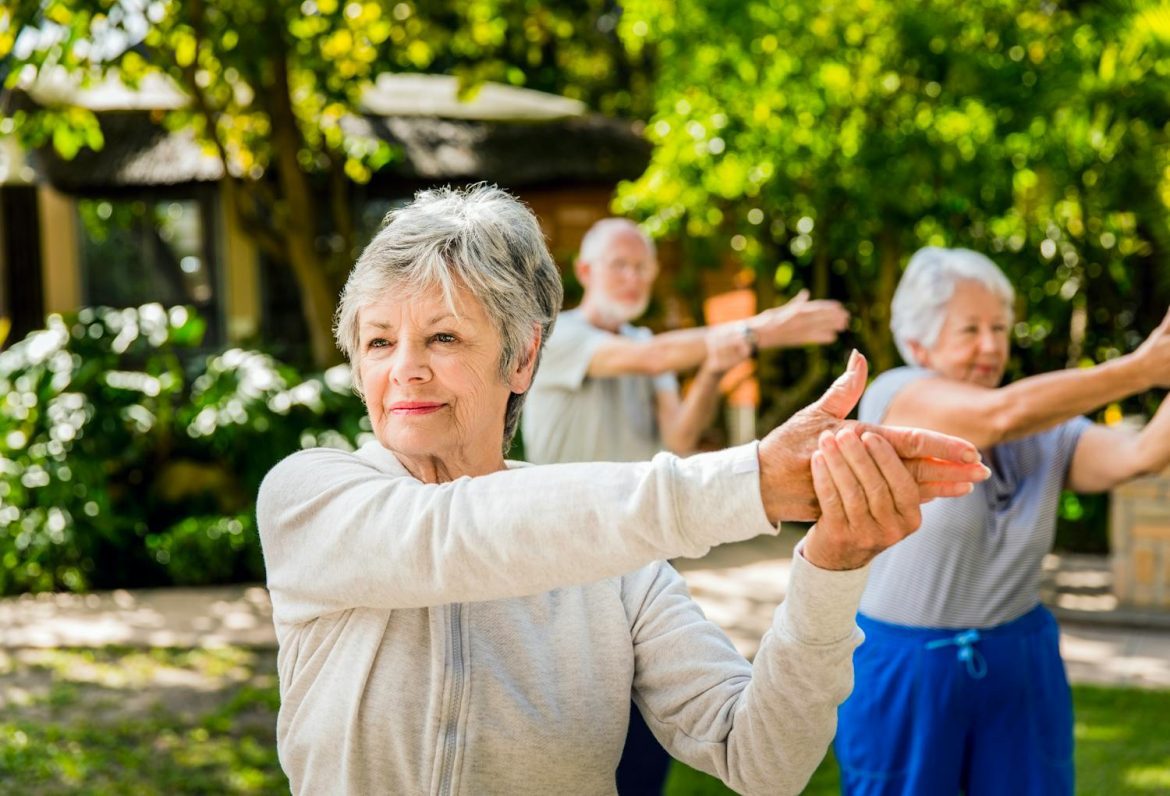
[{"x1": 592, "y1": 291, "x2": 650, "y2": 327}]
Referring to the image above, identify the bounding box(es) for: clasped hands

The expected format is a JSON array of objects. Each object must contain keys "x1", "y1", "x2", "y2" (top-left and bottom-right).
[{"x1": 760, "y1": 351, "x2": 991, "y2": 571}]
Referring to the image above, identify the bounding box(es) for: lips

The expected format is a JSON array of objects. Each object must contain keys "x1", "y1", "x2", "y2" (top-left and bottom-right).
[{"x1": 389, "y1": 402, "x2": 445, "y2": 416}]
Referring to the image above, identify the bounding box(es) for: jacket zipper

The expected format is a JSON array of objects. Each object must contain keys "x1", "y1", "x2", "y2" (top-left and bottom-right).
[{"x1": 437, "y1": 603, "x2": 464, "y2": 796}]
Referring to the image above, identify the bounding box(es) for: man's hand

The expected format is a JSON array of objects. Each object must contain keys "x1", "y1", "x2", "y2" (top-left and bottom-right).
[
  {"x1": 702, "y1": 322, "x2": 754, "y2": 375},
  {"x1": 758, "y1": 350, "x2": 989, "y2": 525},
  {"x1": 750, "y1": 289, "x2": 850, "y2": 350}
]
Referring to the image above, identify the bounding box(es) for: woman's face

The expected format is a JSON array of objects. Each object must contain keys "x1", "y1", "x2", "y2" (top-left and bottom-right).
[
  {"x1": 915, "y1": 280, "x2": 1010, "y2": 388},
  {"x1": 357, "y1": 283, "x2": 535, "y2": 480}
]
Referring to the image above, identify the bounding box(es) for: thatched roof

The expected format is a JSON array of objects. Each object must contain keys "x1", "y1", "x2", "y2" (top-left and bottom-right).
[{"x1": 4, "y1": 73, "x2": 649, "y2": 191}]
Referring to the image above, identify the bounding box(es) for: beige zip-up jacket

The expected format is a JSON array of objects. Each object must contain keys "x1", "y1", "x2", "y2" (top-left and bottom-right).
[{"x1": 257, "y1": 440, "x2": 869, "y2": 796}]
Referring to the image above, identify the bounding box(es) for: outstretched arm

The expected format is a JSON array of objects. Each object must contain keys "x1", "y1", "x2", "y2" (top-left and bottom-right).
[
  {"x1": 882, "y1": 307, "x2": 1170, "y2": 450},
  {"x1": 585, "y1": 290, "x2": 849, "y2": 379},
  {"x1": 1067, "y1": 394, "x2": 1170, "y2": 493}
]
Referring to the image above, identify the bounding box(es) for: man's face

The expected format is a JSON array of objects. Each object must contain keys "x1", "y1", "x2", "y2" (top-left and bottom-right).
[{"x1": 581, "y1": 230, "x2": 658, "y2": 325}]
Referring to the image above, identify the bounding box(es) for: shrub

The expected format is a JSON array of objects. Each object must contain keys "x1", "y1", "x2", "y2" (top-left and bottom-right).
[{"x1": 0, "y1": 305, "x2": 368, "y2": 595}]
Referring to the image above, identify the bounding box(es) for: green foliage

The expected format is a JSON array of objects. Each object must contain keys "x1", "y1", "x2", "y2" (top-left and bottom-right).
[
  {"x1": 617, "y1": 0, "x2": 1170, "y2": 408},
  {"x1": 0, "y1": 306, "x2": 368, "y2": 595}
]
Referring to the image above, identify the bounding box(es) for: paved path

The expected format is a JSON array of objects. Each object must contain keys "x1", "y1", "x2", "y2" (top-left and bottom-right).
[{"x1": 2, "y1": 530, "x2": 1169, "y2": 689}]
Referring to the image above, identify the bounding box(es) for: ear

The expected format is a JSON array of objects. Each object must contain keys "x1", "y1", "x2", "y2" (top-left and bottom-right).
[
  {"x1": 509, "y1": 323, "x2": 543, "y2": 394},
  {"x1": 574, "y1": 258, "x2": 592, "y2": 289},
  {"x1": 907, "y1": 339, "x2": 930, "y2": 368}
]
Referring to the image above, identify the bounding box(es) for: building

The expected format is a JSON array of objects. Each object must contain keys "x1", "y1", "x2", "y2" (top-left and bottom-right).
[{"x1": 0, "y1": 72, "x2": 651, "y2": 358}]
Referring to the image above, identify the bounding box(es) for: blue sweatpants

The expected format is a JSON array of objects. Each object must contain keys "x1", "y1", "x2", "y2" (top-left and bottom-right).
[{"x1": 834, "y1": 605, "x2": 1073, "y2": 796}]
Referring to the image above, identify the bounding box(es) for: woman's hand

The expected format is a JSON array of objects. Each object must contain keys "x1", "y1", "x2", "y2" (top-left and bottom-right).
[
  {"x1": 1131, "y1": 307, "x2": 1170, "y2": 390},
  {"x1": 802, "y1": 428, "x2": 926, "y2": 570},
  {"x1": 749, "y1": 289, "x2": 850, "y2": 349},
  {"x1": 758, "y1": 350, "x2": 989, "y2": 524}
]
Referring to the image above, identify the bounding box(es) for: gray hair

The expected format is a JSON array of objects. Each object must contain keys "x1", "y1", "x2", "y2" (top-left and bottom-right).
[
  {"x1": 578, "y1": 217, "x2": 656, "y2": 264},
  {"x1": 334, "y1": 184, "x2": 564, "y2": 452},
  {"x1": 890, "y1": 246, "x2": 1016, "y2": 366}
]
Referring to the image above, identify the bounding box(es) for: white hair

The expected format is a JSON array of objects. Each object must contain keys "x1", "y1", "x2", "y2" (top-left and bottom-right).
[
  {"x1": 334, "y1": 184, "x2": 563, "y2": 452},
  {"x1": 890, "y1": 246, "x2": 1016, "y2": 366},
  {"x1": 578, "y1": 218, "x2": 656, "y2": 264}
]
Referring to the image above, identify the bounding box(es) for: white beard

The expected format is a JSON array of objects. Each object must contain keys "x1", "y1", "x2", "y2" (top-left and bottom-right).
[{"x1": 591, "y1": 291, "x2": 649, "y2": 327}]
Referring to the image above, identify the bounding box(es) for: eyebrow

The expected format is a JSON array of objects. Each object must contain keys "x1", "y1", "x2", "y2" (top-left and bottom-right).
[{"x1": 360, "y1": 313, "x2": 457, "y2": 332}]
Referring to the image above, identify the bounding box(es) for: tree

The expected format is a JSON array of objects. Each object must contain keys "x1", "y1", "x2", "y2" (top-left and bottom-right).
[
  {"x1": 2, "y1": 0, "x2": 647, "y2": 366},
  {"x1": 615, "y1": 0, "x2": 1170, "y2": 422}
]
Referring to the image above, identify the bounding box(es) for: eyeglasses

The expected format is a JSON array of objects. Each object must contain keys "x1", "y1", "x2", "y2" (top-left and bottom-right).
[{"x1": 599, "y1": 257, "x2": 658, "y2": 277}]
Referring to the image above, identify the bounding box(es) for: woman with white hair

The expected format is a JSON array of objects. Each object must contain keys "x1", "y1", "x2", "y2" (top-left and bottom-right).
[
  {"x1": 834, "y1": 246, "x2": 1170, "y2": 796},
  {"x1": 256, "y1": 186, "x2": 988, "y2": 795}
]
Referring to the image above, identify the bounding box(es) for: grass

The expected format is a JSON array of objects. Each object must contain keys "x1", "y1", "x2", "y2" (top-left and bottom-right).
[
  {"x1": 0, "y1": 647, "x2": 286, "y2": 795},
  {"x1": 1, "y1": 648, "x2": 1167, "y2": 795},
  {"x1": 666, "y1": 686, "x2": 1170, "y2": 795}
]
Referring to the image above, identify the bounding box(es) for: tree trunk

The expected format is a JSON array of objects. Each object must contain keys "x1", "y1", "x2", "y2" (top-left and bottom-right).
[{"x1": 268, "y1": 46, "x2": 344, "y2": 367}]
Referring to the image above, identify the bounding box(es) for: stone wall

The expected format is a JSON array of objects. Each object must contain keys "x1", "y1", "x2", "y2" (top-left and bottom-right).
[{"x1": 1110, "y1": 468, "x2": 1170, "y2": 608}]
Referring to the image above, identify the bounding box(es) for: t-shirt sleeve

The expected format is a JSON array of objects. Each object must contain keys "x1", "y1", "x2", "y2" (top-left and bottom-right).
[
  {"x1": 857, "y1": 366, "x2": 934, "y2": 424},
  {"x1": 1030, "y1": 415, "x2": 1094, "y2": 482},
  {"x1": 535, "y1": 312, "x2": 613, "y2": 391}
]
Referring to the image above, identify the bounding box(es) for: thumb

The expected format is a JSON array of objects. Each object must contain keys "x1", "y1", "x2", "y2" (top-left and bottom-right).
[
  {"x1": 785, "y1": 288, "x2": 810, "y2": 307},
  {"x1": 814, "y1": 350, "x2": 868, "y2": 419}
]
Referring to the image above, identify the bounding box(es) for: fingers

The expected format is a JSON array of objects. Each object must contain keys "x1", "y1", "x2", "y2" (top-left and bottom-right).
[
  {"x1": 783, "y1": 288, "x2": 810, "y2": 308},
  {"x1": 919, "y1": 481, "x2": 979, "y2": 501},
  {"x1": 810, "y1": 448, "x2": 847, "y2": 530},
  {"x1": 817, "y1": 431, "x2": 875, "y2": 531},
  {"x1": 813, "y1": 350, "x2": 868, "y2": 420},
  {"x1": 867, "y1": 423, "x2": 981, "y2": 465},
  {"x1": 903, "y1": 457, "x2": 990, "y2": 486},
  {"x1": 805, "y1": 427, "x2": 924, "y2": 571}
]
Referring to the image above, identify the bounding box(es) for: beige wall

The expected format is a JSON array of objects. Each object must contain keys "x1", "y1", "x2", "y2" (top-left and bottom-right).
[
  {"x1": 38, "y1": 185, "x2": 81, "y2": 314},
  {"x1": 219, "y1": 182, "x2": 261, "y2": 343}
]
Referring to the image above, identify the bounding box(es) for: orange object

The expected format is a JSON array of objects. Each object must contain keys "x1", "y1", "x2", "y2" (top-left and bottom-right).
[{"x1": 703, "y1": 289, "x2": 759, "y2": 408}]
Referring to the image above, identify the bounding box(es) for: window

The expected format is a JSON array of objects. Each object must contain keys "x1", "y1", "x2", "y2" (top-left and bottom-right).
[{"x1": 77, "y1": 194, "x2": 221, "y2": 345}]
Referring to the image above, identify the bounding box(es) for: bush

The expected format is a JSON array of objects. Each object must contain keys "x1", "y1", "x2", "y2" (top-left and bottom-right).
[{"x1": 0, "y1": 305, "x2": 369, "y2": 595}]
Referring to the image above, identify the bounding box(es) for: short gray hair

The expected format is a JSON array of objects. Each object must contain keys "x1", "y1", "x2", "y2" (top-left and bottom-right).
[
  {"x1": 334, "y1": 184, "x2": 564, "y2": 452},
  {"x1": 578, "y1": 217, "x2": 656, "y2": 264},
  {"x1": 890, "y1": 246, "x2": 1016, "y2": 366}
]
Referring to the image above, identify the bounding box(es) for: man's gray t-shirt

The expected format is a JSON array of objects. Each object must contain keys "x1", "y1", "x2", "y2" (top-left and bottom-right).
[
  {"x1": 858, "y1": 366, "x2": 1091, "y2": 628},
  {"x1": 523, "y1": 309, "x2": 679, "y2": 465}
]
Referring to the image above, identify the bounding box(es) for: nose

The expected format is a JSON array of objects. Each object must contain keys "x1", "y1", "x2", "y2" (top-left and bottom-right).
[
  {"x1": 978, "y1": 328, "x2": 1000, "y2": 354},
  {"x1": 390, "y1": 340, "x2": 431, "y2": 385}
]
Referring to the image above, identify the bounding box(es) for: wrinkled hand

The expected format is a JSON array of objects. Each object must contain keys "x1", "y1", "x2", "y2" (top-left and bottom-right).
[
  {"x1": 750, "y1": 289, "x2": 850, "y2": 350},
  {"x1": 758, "y1": 350, "x2": 989, "y2": 525},
  {"x1": 702, "y1": 323, "x2": 754, "y2": 374},
  {"x1": 803, "y1": 428, "x2": 928, "y2": 570},
  {"x1": 1133, "y1": 306, "x2": 1170, "y2": 390}
]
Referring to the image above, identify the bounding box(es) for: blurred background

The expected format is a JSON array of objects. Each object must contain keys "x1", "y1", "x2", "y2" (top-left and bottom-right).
[{"x1": 2, "y1": 1, "x2": 1170, "y2": 793}]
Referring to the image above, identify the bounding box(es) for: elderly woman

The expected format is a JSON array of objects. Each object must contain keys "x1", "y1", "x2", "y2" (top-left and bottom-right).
[
  {"x1": 834, "y1": 247, "x2": 1170, "y2": 796},
  {"x1": 257, "y1": 187, "x2": 987, "y2": 795}
]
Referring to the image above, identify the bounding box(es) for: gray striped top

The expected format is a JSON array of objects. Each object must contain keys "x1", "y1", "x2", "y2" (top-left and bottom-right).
[{"x1": 858, "y1": 366, "x2": 1091, "y2": 628}]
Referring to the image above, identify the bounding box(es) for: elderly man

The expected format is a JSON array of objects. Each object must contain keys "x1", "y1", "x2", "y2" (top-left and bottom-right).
[{"x1": 522, "y1": 217, "x2": 850, "y2": 793}]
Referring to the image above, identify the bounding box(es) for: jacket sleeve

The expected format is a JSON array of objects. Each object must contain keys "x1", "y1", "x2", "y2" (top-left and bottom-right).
[
  {"x1": 624, "y1": 549, "x2": 868, "y2": 796},
  {"x1": 257, "y1": 442, "x2": 777, "y2": 624}
]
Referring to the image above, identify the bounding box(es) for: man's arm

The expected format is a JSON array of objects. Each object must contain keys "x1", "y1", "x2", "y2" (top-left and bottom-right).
[
  {"x1": 658, "y1": 324, "x2": 751, "y2": 454},
  {"x1": 585, "y1": 291, "x2": 849, "y2": 379}
]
